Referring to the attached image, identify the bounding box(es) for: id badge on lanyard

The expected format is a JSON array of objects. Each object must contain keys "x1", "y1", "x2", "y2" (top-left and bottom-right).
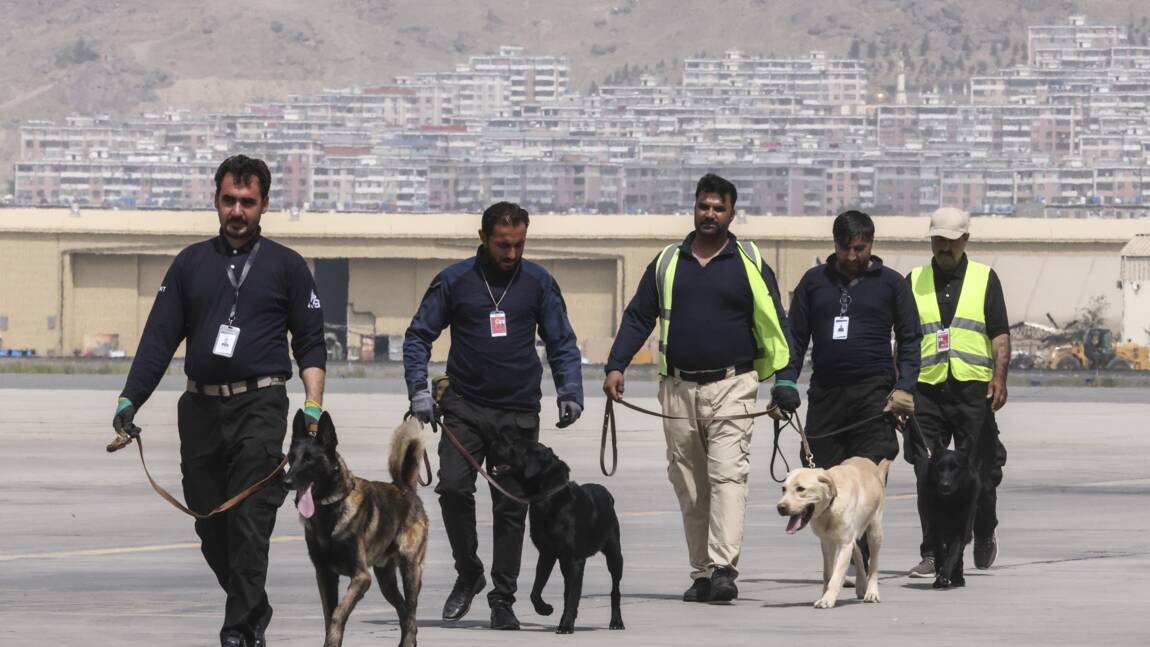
[
  {"x1": 215, "y1": 241, "x2": 260, "y2": 357},
  {"x1": 480, "y1": 262, "x2": 520, "y2": 339},
  {"x1": 936, "y1": 328, "x2": 951, "y2": 353},
  {"x1": 213, "y1": 324, "x2": 240, "y2": 357},
  {"x1": 489, "y1": 310, "x2": 508, "y2": 337}
]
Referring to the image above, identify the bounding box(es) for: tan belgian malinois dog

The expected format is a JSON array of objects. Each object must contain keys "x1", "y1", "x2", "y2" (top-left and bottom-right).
[{"x1": 285, "y1": 411, "x2": 428, "y2": 647}]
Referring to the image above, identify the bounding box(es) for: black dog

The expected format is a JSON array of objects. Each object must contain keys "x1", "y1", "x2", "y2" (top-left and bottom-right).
[
  {"x1": 489, "y1": 439, "x2": 624, "y2": 634},
  {"x1": 285, "y1": 411, "x2": 429, "y2": 647},
  {"x1": 916, "y1": 441, "x2": 980, "y2": 589}
]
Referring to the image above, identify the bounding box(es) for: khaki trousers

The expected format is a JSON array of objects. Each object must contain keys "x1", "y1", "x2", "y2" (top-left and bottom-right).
[{"x1": 658, "y1": 370, "x2": 758, "y2": 581}]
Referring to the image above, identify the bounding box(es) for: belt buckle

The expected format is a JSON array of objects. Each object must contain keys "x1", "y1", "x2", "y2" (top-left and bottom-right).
[{"x1": 219, "y1": 383, "x2": 232, "y2": 397}]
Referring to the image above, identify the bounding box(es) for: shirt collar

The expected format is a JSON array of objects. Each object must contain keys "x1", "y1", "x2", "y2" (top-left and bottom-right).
[
  {"x1": 824, "y1": 253, "x2": 885, "y2": 281},
  {"x1": 216, "y1": 226, "x2": 261, "y2": 254},
  {"x1": 678, "y1": 231, "x2": 738, "y2": 257},
  {"x1": 932, "y1": 254, "x2": 968, "y2": 280}
]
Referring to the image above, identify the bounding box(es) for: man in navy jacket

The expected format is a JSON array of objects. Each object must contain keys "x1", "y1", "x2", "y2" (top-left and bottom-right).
[{"x1": 403, "y1": 202, "x2": 584, "y2": 630}]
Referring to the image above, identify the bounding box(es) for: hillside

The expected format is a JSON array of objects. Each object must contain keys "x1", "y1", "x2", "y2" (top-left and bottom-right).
[{"x1": 3, "y1": 0, "x2": 1150, "y2": 189}]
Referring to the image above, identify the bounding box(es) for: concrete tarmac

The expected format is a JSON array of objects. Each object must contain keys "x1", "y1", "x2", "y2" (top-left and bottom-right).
[{"x1": 2, "y1": 378, "x2": 1149, "y2": 646}]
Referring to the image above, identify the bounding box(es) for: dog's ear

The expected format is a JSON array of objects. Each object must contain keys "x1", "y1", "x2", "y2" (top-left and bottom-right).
[
  {"x1": 817, "y1": 472, "x2": 838, "y2": 500},
  {"x1": 291, "y1": 410, "x2": 309, "y2": 442},
  {"x1": 316, "y1": 411, "x2": 338, "y2": 452}
]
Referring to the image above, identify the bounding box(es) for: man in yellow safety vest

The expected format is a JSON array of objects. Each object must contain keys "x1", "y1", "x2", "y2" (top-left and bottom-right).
[
  {"x1": 603, "y1": 173, "x2": 793, "y2": 604},
  {"x1": 905, "y1": 207, "x2": 1010, "y2": 578}
]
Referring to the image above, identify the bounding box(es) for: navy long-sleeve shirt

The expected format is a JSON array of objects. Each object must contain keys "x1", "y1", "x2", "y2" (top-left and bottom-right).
[
  {"x1": 121, "y1": 229, "x2": 327, "y2": 408},
  {"x1": 779, "y1": 254, "x2": 921, "y2": 391},
  {"x1": 605, "y1": 233, "x2": 791, "y2": 376},
  {"x1": 403, "y1": 247, "x2": 583, "y2": 412}
]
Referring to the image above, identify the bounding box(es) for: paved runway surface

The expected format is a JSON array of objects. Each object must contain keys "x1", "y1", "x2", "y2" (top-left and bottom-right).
[{"x1": 2, "y1": 377, "x2": 1148, "y2": 646}]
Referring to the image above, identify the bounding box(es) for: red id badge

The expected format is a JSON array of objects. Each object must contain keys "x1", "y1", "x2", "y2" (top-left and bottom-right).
[
  {"x1": 489, "y1": 310, "x2": 507, "y2": 337},
  {"x1": 936, "y1": 328, "x2": 950, "y2": 353}
]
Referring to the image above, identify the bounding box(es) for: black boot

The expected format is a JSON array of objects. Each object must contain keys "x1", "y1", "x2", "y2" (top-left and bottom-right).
[
  {"x1": 490, "y1": 601, "x2": 520, "y2": 630},
  {"x1": 682, "y1": 577, "x2": 711, "y2": 602},
  {"x1": 442, "y1": 574, "x2": 486, "y2": 621},
  {"x1": 709, "y1": 567, "x2": 738, "y2": 602}
]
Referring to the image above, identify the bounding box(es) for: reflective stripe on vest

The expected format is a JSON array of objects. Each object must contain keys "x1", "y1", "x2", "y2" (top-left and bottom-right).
[
  {"x1": 911, "y1": 261, "x2": 994, "y2": 384},
  {"x1": 655, "y1": 240, "x2": 790, "y2": 381}
]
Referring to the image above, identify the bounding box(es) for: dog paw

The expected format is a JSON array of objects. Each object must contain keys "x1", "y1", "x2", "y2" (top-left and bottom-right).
[
  {"x1": 533, "y1": 600, "x2": 554, "y2": 616},
  {"x1": 609, "y1": 620, "x2": 625, "y2": 630},
  {"x1": 863, "y1": 588, "x2": 880, "y2": 603},
  {"x1": 933, "y1": 577, "x2": 951, "y2": 589},
  {"x1": 556, "y1": 624, "x2": 575, "y2": 634},
  {"x1": 814, "y1": 595, "x2": 837, "y2": 609}
]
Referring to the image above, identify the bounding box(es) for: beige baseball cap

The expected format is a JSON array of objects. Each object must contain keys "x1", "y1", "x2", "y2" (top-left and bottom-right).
[{"x1": 928, "y1": 207, "x2": 970, "y2": 239}]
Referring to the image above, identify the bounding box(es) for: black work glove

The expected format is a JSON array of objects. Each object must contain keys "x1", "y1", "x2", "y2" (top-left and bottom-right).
[
  {"x1": 410, "y1": 389, "x2": 437, "y2": 424},
  {"x1": 769, "y1": 380, "x2": 802, "y2": 414},
  {"x1": 556, "y1": 398, "x2": 583, "y2": 429},
  {"x1": 113, "y1": 397, "x2": 139, "y2": 436}
]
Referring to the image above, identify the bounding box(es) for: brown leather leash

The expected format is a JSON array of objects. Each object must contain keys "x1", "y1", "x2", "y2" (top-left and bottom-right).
[
  {"x1": 437, "y1": 419, "x2": 533, "y2": 506},
  {"x1": 107, "y1": 425, "x2": 287, "y2": 520},
  {"x1": 402, "y1": 411, "x2": 436, "y2": 487}
]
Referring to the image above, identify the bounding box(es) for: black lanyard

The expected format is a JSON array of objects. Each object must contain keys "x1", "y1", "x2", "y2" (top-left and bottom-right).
[{"x1": 225, "y1": 241, "x2": 261, "y2": 326}]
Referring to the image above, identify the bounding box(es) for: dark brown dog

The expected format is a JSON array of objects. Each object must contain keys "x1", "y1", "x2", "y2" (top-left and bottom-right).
[{"x1": 285, "y1": 411, "x2": 428, "y2": 647}]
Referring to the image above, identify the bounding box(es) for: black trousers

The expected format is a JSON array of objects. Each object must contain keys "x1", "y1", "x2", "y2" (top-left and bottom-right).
[
  {"x1": 802, "y1": 376, "x2": 900, "y2": 468},
  {"x1": 178, "y1": 386, "x2": 289, "y2": 643},
  {"x1": 435, "y1": 387, "x2": 538, "y2": 606},
  {"x1": 906, "y1": 379, "x2": 1007, "y2": 558}
]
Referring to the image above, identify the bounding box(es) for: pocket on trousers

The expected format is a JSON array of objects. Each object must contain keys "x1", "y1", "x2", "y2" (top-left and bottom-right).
[{"x1": 514, "y1": 412, "x2": 540, "y2": 442}]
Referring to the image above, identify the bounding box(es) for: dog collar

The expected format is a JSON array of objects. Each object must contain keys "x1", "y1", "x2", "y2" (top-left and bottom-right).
[{"x1": 318, "y1": 458, "x2": 356, "y2": 506}]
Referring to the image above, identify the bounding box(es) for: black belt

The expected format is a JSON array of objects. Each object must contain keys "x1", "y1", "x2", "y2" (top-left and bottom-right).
[
  {"x1": 670, "y1": 361, "x2": 755, "y2": 385},
  {"x1": 187, "y1": 376, "x2": 286, "y2": 397}
]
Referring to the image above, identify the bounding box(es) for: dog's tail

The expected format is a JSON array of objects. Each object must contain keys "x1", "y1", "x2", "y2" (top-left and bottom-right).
[
  {"x1": 388, "y1": 417, "x2": 425, "y2": 491},
  {"x1": 877, "y1": 458, "x2": 893, "y2": 484}
]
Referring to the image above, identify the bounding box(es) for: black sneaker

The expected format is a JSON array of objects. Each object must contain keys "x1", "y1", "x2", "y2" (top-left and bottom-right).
[
  {"x1": 442, "y1": 574, "x2": 486, "y2": 621},
  {"x1": 682, "y1": 577, "x2": 711, "y2": 602},
  {"x1": 709, "y1": 567, "x2": 738, "y2": 602},
  {"x1": 220, "y1": 634, "x2": 246, "y2": 647},
  {"x1": 489, "y1": 603, "x2": 520, "y2": 630},
  {"x1": 974, "y1": 534, "x2": 998, "y2": 570}
]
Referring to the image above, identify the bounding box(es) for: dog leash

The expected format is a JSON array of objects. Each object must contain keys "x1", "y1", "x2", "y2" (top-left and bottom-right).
[
  {"x1": 106, "y1": 425, "x2": 287, "y2": 520},
  {"x1": 402, "y1": 411, "x2": 438, "y2": 487},
  {"x1": 599, "y1": 396, "x2": 776, "y2": 477},
  {"x1": 436, "y1": 418, "x2": 533, "y2": 506}
]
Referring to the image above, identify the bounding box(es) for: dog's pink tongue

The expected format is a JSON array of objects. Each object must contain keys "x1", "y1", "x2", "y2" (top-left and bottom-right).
[
  {"x1": 297, "y1": 484, "x2": 315, "y2": 519},
  {"x1": 786, "y1": 514, "x2": 803, "y2": 535}
]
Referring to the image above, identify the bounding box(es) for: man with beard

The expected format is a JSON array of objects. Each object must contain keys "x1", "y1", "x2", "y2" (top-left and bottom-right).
[
  {"x1": 603, "y1": 173, "x2": 792, "y2": 603},
  {"x1": 778, "y1": 210, "x2": 920, "y2": 470},
  {"x1": 112, "y1": 155, "x2": 327, "y2": 647},
  {"x1": 904, "y1": 207, "x2": 1009, "y2": 578},
  {"x1": 403, "y1": 201, "x2": 584, "y2": 630}
]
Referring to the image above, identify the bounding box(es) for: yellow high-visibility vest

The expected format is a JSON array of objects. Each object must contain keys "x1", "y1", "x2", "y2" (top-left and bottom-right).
[
  {"x1": 654, "y1": 239, "x2": 790, "y2": 381},
  {"x1": 911, "y1": 261, "x2": 994, "y2": 384}
]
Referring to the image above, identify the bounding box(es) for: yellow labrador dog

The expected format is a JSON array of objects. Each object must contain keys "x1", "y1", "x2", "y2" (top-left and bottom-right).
[{"x1": 776, "y1": 457, "x2": 891, "y2": 608}]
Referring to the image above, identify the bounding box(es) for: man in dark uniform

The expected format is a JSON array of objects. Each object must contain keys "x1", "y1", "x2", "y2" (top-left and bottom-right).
[
  {"x1": 905, "y1": 207, "x2": 1009, "y2": 578},
  {"x1": 403, "y1": 201, "x2": 584, "y2": 630},
  {"x1": 112, "y1": 155, "x2": 327, "y2": 647},
  {"x1": 775, "y1": 210, "x2": 921, "y2": 468},
  {"x1": 603, "y1": 173, "x2": 793, "y2": 604}
]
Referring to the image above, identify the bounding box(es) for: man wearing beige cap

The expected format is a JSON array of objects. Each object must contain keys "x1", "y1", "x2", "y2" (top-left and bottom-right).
[{"x1": 905, "y1": 207, "x2": 1009, "y2": 578}]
